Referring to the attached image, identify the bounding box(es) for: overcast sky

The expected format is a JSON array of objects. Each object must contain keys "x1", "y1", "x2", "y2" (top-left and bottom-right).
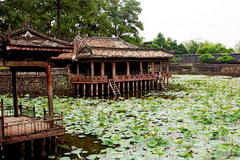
[{"x1": 139, "y1": 0, "x2": 240, "y2": 48}]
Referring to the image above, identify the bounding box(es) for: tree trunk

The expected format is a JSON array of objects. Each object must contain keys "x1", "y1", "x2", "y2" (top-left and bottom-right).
[{"x1": 56, "y1": 0, "x2": 61, "y2": 39}]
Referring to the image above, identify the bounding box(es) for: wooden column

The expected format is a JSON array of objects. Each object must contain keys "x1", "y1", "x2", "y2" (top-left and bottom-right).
[
  {"x1": 132, "y1": 81, "x2": 135, "y2": 92},
  {"x1": 144, "y1": 81, "x2": 147, "y2": 90},
  {"x1": 118, "y1": 82, "x2": 120, "y2": 91},
  {"x1": 127, "y1": 82, "x2": 130, "y2": 92},
  {"x1": 139, "y1": 61, "x2": 143, "y2": 75},
  {"x1": 96, "y1": 84, "x2": 99, "y2": 96},
  {"x1": 126, "y1": 61, "x2": 130, "y2": 75},
  {"x1": 140, "y1": 81, "x2": 143, "y2": 91},
  {"x1": 112, "y1": 61, "x2": 116, "y2": 78},
  {"x1": 149, "y1": 80, "x2": 151, "y2": 90},
  {"x1": 123, "y1": 82, "x2": 125, "y2": 93},
  {"x1": 159, "y1": 61, "x2": 163, "y2": 73},
  {"x1": 51, "y1": 136, "x2": 57, "y2": 155},
  {"x1": 166, "y1": 61, "x2": 170, "y2": 74},
  {"x1": 151, "y1": 61, "x2": 155, "y2": 74},
  {"x1": 90, "y1": 84, "x2": 94, "y2": 96},
  {"x1": 12, "y1": 70, "x2": 19, "y2": 117},
  {"x1": 101, "y1": 62, "x2": 105, "y2": 78},
  {"x1": 91, "y1": 61, "x2": 94, "y2": 78},
  {"x1": 101, "y1": 84, "x2": 104, "y2": 95},
  {"x1": 76, "y1": 63, "x2": 80, "y2": 96},
  {"x1": 46, "y1": 63, "x2": 54, "y2": 117},
  {"x1": 107, "y1": 84, "x2": 110, "y2": 95},
  {"x1": 136, "y1": 81, "x2": 139, "y2": 91},
  {"x1": 83, "y1": 84, "x2": 86, "y2": 96},
  {"x1": 24, "y1": 141, "x2": 32, "y2": 160}
]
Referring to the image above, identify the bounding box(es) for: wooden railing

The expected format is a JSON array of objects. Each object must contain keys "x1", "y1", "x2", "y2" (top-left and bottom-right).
[
  {"x1": 71, "y1": 74, "x2": 108, "y2": 82},
  {"x1": 2, "y1": 104, "x2": 35, "y2": 118},
  {"x1": 4, "y1": 117, "x2": 64, "y2": 137},
  {"x1": 71, "y1": 72, "x2": 171, "y2": 83}
]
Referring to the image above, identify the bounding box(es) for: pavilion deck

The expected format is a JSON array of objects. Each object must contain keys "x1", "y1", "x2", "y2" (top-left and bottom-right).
[{"x1": 0, "y1": 104, "x2": 64, "y2": 145}]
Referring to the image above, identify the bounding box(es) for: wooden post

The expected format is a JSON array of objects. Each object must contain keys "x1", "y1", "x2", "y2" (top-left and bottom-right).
[
  {"x1": 123, "y1": 82, "x2": 125, "y2": 93},
  {"x1": 91, "y1": 61, "x2": 94, "y2": 78},
  {"x1": 76, "y1": 63, "x2": 80, "y2": 96},
  {"x1": 1, "y1": 99, "x2": 4, "y2": 139},
  {"x1": 101, "y1": 62, "x2": 105, "y2": 78},
  {"x1": 46, "y1": 63, "x2": 54, "y2": 117},
  {"x1": 96, "y1": 84, "x2": 99, "y2": 96},
  {"x1": 136, "y1": 81, "x2": 139, "y2": 91},
  {"x1": 166, "y1": 61, "x2": 170, "y2": 74},
  {"x1": 132, "y1": 81, "x2": 135, "y2": 92},
  {"x1": 140, "y1": 81, "x2": 142, "y2": 91},
  {"x1": 83, "y1": 84, "x2": 86, "y2": 96},
  {"x1": 45, "y1": 137, "x2": 51, "y2": 155},
  {"x1": 151, "y1": 61, "x2": 155, "y2": 74},
  {"x1": 159, "y1": 61, "x2": 162, "y2": 73},
  {"x1": 118, "y1": 82, "x2": 120, "y2": 91},
  {"x1": 51, "y1": 136, "x2": 57, "y2": 155},
  {"x1": 126, "y1": 62, "x2": 130, "y2": 75},
  {"x1": 17, "y1": 142, "x2": 24, "y2": 160},
  {"x1": 11, "y1": 70, "x2": 19, "y2": 117},
  {"x1": 127, "y1": 82, "x2": 130, "y2": 92},
  {"x1": 112, "y1": 61, "x2": 116, "y2": 79},
  {"x1": 149, "y1": 80, "x2": 151, "y2": 90},
  {"x1": 24, "y1": 141, "x2": 32, "y2": 160},
  {"x1": 107, "y1": 84, "x2": 110, "y2": 95},
  {"x1": 144, "y1": 81, "x2": 147, "y2": 91},
  {"x1": 90, "y1": 84, "x2": 94, "y2": 96},
  {"x1": 139, "y1": 61, "x2": 143, "y2": 75},
  {"x1": 34, "y1": 139, "x2": 45, "y2": 159},
  {"x1": 101, "y1": 84, "x2": 104, "y2": 95}
]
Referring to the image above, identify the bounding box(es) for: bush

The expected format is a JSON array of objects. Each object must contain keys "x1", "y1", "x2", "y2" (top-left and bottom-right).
[
  {"x1": 198, "y1": 54, "x2": 215, "y2": 62},
  {"x1": 216, "y1": 55, "x2": 235, "y2": 63},
  {"x1": 146, "y1": 44, "x2": 160, "y2": 49},
  {"x1": 169, "y1": 57, "x2": 182, "y2": 63}
]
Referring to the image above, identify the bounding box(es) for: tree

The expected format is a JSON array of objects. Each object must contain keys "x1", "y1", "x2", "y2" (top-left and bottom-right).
[
  {"x1": 234, "y1": 41, "x2": 240, "y2": 53},
  {"x1": 107, "y1": 0, "x2": 143, "y2": 41},
  {"x1": 196, "y1": 42, "x2": 234, "y2": 54},
  {"x1": 0, "y1": 0, "x2": 143, "y2": 43},
  {"x1": 152, "y1": 33, "x2": 188, "y2": 54},
  {"x1": 184, "y1": 40, "x2": 202, "y2": 54}
]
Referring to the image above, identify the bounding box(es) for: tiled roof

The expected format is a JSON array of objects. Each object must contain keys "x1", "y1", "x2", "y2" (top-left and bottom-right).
[
  {"x1": 54, "y1": 36, "x2": 174, "y2": 60},
  {"x1": 0, "y1": 27, "x2": 73, "y2": 54},
  {"x1": 77, "y1": 47, "x2": 174, "y2": 59}
]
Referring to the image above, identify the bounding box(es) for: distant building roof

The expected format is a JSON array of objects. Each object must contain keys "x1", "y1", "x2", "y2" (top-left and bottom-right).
[{"x1": 55, "y1": 36, "x2": 174, "y2": 60}]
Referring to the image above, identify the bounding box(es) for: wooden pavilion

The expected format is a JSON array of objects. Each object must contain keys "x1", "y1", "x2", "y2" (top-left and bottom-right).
[
  {"x1": 54, "y1": 36, "x2": 174, "y2": 96},
  {"x1": 0, "y1": 25, "x2": 72, "y2": 158}
]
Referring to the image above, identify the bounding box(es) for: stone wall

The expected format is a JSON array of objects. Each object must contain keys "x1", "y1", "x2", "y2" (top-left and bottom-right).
[
  {"x1": 0, "y1": 68, "x2": 76, "y2": 97},
  {"x1": 170, "y1": 63, "x2": 240, "y2": 77}
]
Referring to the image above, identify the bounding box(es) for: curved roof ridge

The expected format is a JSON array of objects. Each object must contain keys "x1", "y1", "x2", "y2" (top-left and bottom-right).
[{"x1": 8, "y1": 27, "x2": 73, "y2": 46}]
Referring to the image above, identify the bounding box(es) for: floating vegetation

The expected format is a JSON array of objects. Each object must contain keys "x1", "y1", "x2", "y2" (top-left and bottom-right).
[{"x1": 1, "y1": 75, "x2": 240, "y2": 159}]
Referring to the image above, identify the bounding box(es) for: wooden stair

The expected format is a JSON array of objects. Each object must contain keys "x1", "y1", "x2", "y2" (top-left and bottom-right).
[
  {"x1": 160, "y1": 79, "x2": 168, "y2": 91},
  {"x1": 108, "y1": 79, "x2": 121, "y2": 96}
]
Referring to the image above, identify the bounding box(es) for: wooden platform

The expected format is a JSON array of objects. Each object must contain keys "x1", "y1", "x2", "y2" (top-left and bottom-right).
[{"x1": 1, "y1": 116, "x2": 65, "y2": 145}]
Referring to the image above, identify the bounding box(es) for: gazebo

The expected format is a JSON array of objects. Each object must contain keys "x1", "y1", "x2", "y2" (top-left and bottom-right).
[
  {"x1": 0, "y1": 25, "x2": 72, "y2": 158},
  {"x1": 54, "y1": 36, "x2": 174, "y2": 96}
]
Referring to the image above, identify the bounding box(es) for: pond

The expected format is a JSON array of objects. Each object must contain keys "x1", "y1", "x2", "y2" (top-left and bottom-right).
[{"x1": 1, "y1": 75, "x2": 240, "y2": 159}]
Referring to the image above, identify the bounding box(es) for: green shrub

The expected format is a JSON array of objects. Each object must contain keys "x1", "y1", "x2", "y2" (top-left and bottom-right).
[
  {"x1": 216, "y1": 55, "x2": 235, "y2": 63},
  {"x1": 169, "y1": 57, "x2": 182, "y2": 62},
  {"x1": 146, "y1": 44, "x2": 160, "y2": 49},
  {"x1": 198, "y1": 54, "x2": 215, "y2": 62}
]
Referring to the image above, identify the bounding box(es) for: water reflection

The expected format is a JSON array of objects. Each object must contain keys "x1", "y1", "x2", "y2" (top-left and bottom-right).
[{"x1": 56, "y1": 134, "x2": 107, "y2": 159}]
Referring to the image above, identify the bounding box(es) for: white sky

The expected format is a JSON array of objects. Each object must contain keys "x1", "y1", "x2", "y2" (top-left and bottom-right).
[{"x1": 139, "y1": 0, "x2": 240, "y2": 48}]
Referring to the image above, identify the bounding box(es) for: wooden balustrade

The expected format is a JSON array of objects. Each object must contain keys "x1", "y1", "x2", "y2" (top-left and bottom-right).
[{"x1": 4, "y1": 117, "x2": 64, "y2": 137}]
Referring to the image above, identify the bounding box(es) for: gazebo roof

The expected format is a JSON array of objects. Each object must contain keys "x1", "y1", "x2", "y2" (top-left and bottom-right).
[
  {"x1": 0, "y1": 26, "x2": 73, "y2": 69},
  {"x1": 55, "y1": 36, "x2": 174, "y2": 60},
  {"x1": 0, "y1": 26, "x2": 73, "y2": 59}
]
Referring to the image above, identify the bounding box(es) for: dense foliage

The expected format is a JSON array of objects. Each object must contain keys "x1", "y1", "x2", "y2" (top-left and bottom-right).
[
  {"x1": 1, "y1": 75, "x2": 240, "y2": 159},
  {"x1": 184, "y1": 40, "x2": 234, "y2": 54},
  {"x1": 147, "y1": 33, "x2": 189, "y2": 54},
  {"x1": 216, "y1": 55, "x2": 235, "y2": 63},
  {"x1": 0, "y1": 0, "x2": 143, "y2": 45},
  {"x1": 198, "y1": 54, "x2": 216, "y2": 63}
]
